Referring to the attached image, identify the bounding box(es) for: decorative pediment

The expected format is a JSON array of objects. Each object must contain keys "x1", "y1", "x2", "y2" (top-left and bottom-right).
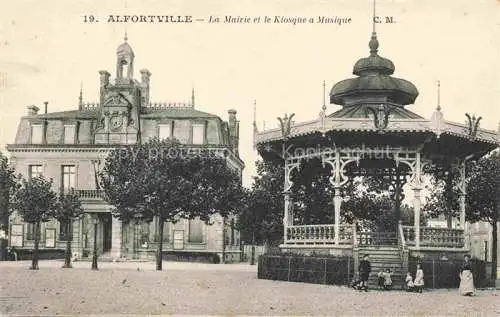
[
  {"x1": 103, "y1": 93, "x2": 131, "y2": 107},
  {"x1": 364, "y1": 104, "x2": 396, "y2": 133}
]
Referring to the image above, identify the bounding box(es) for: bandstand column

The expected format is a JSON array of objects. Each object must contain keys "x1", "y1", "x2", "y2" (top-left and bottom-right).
[
  {"x1": 457, "y1": 158, "x2": 469, "y2": 248},
  {"x1": 459, "y1": 193, "x2": 468, "y2": 248},
  {"x1": 334, "y1": 187, "x2": 342, "y2": 245},
  {"x1": 459, "y1": 194, "x2": 466, "y2": 231},
  {"x1": 412, "y1": 188, "x2": 422, "y2": 249},
  {"x1": 411, "y1": 152, "x2": 423, "y2": 249},
  {"x1": 283, "y1": 192, "x2": 292, "y2": 227}
]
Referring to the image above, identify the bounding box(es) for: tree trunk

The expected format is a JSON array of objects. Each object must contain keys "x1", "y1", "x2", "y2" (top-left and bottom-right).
[
  {"x1": 0, "y1": 178, "x2": 11, "y2": 261},
  {"x1": 221, "y1": 217, "x2": 226, "y2": 264},
  {"x1": 31, "y1": 221, "x2": 40, "y2": 270},
  {"x1": 63, "y1": 221, "x2": 72, "y2": 268},
  {"x1": 0, "y1": 218, "x2": 7, "y2": 261},
  {"x1": 491, "y1": 221, "x2": 497, "y2": 282},
  {"x1": 250, "y1": 231, "x2": 256, "y2": 265},
  {"x1": 156, "y1": 216, "x2": 164, "y2": 271}
]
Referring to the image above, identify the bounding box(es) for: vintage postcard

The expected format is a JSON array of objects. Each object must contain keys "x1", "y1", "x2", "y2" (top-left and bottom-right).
[{"x1": 0, "y1": 0, "x2": 499, "y2": 316}]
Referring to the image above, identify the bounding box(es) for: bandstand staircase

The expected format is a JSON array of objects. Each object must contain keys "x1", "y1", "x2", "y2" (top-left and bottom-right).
[{"x1": 356, "y1": 231, "x2": 407, "y2": 289}]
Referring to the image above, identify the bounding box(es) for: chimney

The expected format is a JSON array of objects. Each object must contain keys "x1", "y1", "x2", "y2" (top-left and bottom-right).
[
  {"x1": 43, "y1": 101, "x2": 48, "y2": 114},
  {"x1": 497, "y1": 121, "x2": 500, "y2": 143},
  {"x1": 99, "y1": 70, "x2": 110, "y2": 87},
  {"x1": 227, "y1": 109, "x2": 239, "y2": 155},
  {"x1": 140, "y1": 69, "x2": 151, "y2": 86},
  {"x1": 99, "y1": 70, "x2": 110, "y2": 106},
  {"x1": 228, "y1": 109, "x2": 237, "y2": 125},
  {"x1": 27, "y1": 105, "x2": 40, "y2": 116}
]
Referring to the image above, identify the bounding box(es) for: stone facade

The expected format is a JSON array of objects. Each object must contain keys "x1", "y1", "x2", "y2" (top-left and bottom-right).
[
  {"x1": 7, "y1": 38, "x2": 244, "y2": 262},
  {"x1": 468, "y1": 221, "x2": 499, "y2": 262}
]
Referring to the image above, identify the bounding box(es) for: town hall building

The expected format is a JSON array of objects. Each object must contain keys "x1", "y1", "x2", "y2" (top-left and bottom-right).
[{"x1": 7, "y1": 36, "x2": 244, "y2": 263}]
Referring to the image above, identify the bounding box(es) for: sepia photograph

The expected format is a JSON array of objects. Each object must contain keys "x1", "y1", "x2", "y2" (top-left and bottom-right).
[{"x1": 0, "y1": 0, "x2": 499, "y2": 316}]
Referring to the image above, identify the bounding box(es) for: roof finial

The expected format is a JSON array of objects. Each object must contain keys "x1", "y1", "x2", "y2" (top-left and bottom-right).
[
  {"x1": 124, "y1": 31, "x2": 128, "y2": 42},
  {"x1": 253, "y1": 100, "x2": 258, "y2": 132},
  {"x1": 497, "y1": 121, "x2": 500, "y2": 141},
  {"x1": 369, "y1": 0, "x2": 379, "y2": 55},
  {"x1": 372, "y1": 0, "x2": 377, "y2": 33},
  {"x1": 437, "y1": 80, "x2": 441, "y2": 111},
  {"x1": 322, "y1": 80, "x2": 327, "y2": 112},
  {"x1": 191, "y1": 85, "x2": 195, "y2": 108},
  {"x1": 78, "y1": 82, "x2": 83, "y2": 108}
]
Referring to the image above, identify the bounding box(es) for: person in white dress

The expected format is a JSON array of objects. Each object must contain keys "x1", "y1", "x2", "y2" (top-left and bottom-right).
[
  {"x1": 405, "y1": 272, "x2": 415, "y2": 292},
  {"x1": 414, "y1": 263, "x2": 424, "y2": 293}
]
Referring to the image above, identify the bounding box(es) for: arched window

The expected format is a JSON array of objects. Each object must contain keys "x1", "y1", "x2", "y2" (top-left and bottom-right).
[{"x1": 119, "y1": 59, "x2": 129, "y2": 78}]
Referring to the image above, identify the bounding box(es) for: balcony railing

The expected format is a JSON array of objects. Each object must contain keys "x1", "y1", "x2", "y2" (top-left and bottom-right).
[
  {"x1": 76, "y1": 189, "x2": 105, "y2": 200},
  {"x1": 285, "y1": 224, "x2": 353, "y2": 245},
  {"x1": 402, "y1": 226, "x2": 464, "y2": 248}
]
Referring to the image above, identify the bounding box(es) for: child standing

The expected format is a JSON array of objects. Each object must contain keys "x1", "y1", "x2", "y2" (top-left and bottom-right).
[
  {"x1": 377, "y1": 271, "x2": 385, "y2": 289},
  {"x1": 382, "y1": 268, "x2": 393, "y2": 290},
  {"x1": 405, "y1": 272, "x2": 414, "y2": 292},
  {"x1": 358, "y1": 254, "x2": 371, "y2": 292},
  {"x1": 414, "y1": 263, "x2": 424, "y2": 293}
]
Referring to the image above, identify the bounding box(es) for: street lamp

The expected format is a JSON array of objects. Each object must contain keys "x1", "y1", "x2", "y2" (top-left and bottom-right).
[
  {"x1": 91, "y1": 214, "x2": 99, "y2": 270},
  {"x1": 90, "y1": 158, "x2": 101, "y2": 270}
]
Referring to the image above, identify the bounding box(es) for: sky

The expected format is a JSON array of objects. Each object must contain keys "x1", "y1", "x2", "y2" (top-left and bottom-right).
[{"x1": 0, "y1": 0, "x2": 499, "y2": 189}]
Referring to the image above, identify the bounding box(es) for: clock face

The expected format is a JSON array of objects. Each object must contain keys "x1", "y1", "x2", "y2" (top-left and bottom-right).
[{"x1": 110, "y1": 115, "x2": 123, "y2": 131}]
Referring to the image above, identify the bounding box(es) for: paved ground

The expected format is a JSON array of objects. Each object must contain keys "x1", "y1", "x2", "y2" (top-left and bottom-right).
[{"x1": 1, "y1": 260, "x2": 499, "y2": 316}]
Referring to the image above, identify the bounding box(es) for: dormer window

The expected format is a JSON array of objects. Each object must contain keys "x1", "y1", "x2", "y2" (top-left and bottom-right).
[
  {"x1": 64, "y1": 125, "x2": 76, "y2": 144},
  {"x1": 192, "y1": 123, "x2": 205, "y2": 145},
  {"x1": 31, "y1": 124, "x2": 43, "y2": 144}
]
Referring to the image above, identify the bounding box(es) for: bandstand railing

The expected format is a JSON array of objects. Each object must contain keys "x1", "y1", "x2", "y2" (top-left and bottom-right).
[
  {"x1": 285, "y1": 224, "x2": 353, "y2": 245},
  {"x1": 402, "y1": 226, "x2": 464, "y2": 248},
  {"x1": 76, "y1": 189, "x2": 105, "y2": 200},
  {"x1": 356, "y1": 231, "x2": 398, "y2": 246},
  {"x1": 283, "y1": 224, "x2": 465, "y2": 249}
]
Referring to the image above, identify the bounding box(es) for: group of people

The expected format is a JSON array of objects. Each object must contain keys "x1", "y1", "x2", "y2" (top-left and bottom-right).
[
  {"x1": 404, "y1": 264, "x2": 425, "y2": 292},
  {"x1": 352, "y1": 254, "x2": 476, "y2": 296}
]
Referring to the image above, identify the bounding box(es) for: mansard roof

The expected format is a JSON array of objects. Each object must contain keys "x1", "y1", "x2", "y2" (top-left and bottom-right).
[
  {"x1": 25, "y1": 105, "x2": 222, "y2": 121},
  {"x1": 140, "y1": 106, "x2": 220, "y2": 119}
]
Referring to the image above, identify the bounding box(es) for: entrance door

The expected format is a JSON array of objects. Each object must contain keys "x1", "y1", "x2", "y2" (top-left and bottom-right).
[{"x1": 102, "y1": 213, "x2": 112, "y2": 252}]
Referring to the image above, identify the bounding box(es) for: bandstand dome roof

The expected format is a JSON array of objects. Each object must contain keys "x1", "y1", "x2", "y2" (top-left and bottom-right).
[
  {"x1": 330, "y1": 32, "x2": 418, "y2": 106},
  {"x1": 253, "y1": 27, "x2": 499, "y2": 160}
]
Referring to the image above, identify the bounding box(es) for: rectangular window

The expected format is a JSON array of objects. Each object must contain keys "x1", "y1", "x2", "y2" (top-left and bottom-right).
[
  {"x1": 31, "y1": 125, "x2": 43, "y2": 144},
  {"x1": 158, "y1": 124, "x2": 171, "y2": 139},
  {"x1": 140, "y1": 221, "x2": 150, "y2": 247},
  {"x1": 63, "y1": 125, "x2": 76, "y2": 144},
  {"x1": 26, "y1": 223, "x2": 35, "y2": 240},
  {"x1": 188, "y1": 219, "x2": 204, "y2": 243},
  {"x1": 59, "y1": 221, "x2": 71, "y2": 241},
  {"x1": 192, "y1": 124, "x2": 205, "y2": 145},
  {"x1": 61, "y1": 165, "x2": 76, "y2": 193},
  {"x1": 82, "y1": 215, "x2": 89, "y2": 248},
  {"x1": 154, "y1": 217, "x2": 171, "y2": 243},
  {"x1": 29, "y1": 165, "x2": 43, "y2": 179},
  {"x1": 230, "y1": 219, "x2": 235, "y2": 245}
]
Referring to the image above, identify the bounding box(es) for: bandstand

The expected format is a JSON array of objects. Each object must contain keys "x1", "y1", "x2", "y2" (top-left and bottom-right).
[{"x1": 253, "y1": 28, "x2": 499, "y2": 275}]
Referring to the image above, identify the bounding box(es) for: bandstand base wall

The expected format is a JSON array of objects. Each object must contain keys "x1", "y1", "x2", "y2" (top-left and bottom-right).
[
  {"x1": 408, "y1": 254, "x2": 492, "y2": 288},
  {"x1": 257, "y1": 254, "x2": 354, "y2": 286},
  {"x1": 257, "y1": 247, "x2": 493, "y2": 289}
]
